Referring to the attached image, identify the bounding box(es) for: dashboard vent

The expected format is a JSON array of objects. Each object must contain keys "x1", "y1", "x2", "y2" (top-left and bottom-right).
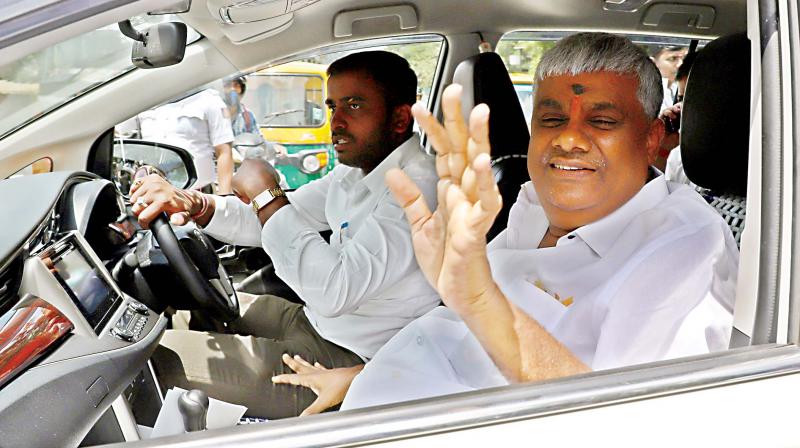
[{"x1": 0, "y1": 256, "x2": 23, "y2": 316}]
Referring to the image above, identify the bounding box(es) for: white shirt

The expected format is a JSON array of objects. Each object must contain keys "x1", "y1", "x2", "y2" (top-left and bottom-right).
[
  {"x1": 665, "y1": 146, "x2": 703, "y2": 192},
  {"x1": 660, "y1": 77, "x2": 678, "y2": 112},
  {"x1": 342, "y1": 175, "x2": 738, "y2": 409},
  {"x1": 139, "y1": 89, "x2": 234, "y2": 188},
  {"x1": 203, "y1": 134, "x2": 440, "y2": 359}
]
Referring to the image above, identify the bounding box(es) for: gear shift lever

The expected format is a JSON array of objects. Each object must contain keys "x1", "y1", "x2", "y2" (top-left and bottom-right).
[{"x1": 177, "y1": 389, "x2": 209, "y2": 432}]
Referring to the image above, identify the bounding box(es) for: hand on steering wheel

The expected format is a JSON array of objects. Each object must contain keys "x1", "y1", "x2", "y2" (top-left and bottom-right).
[{"x1": 129, "y1": 172, "x2": 239, "y2": 322}]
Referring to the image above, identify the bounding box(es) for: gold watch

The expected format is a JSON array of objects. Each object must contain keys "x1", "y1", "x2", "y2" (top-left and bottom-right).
[{"x1": 251, "y1": 187, "x2": 286, "y2": 212}]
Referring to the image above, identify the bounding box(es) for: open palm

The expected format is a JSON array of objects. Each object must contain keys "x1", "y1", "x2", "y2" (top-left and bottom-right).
[{"x1": 386, "y1": 84, "x2": 502, "y2": 315}]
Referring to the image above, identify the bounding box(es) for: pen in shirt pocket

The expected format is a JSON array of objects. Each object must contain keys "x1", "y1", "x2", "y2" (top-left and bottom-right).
[{"x1": 339, "y1": 221, "x2": 349, "y2": 244}]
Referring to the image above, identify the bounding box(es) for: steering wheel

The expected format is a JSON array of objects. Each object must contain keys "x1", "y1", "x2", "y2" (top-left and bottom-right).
[{"x1": 149, "y1": 212, "x2": 239, "y2": 322}]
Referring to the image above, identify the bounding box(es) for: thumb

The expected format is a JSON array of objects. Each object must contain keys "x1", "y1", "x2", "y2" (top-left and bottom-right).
[
  {"x1": 170, "y1": 211, "x2": 190, "y2": 226},
  {"x1": 300, "y1": 397, "x2": 329, "y2": 416}
]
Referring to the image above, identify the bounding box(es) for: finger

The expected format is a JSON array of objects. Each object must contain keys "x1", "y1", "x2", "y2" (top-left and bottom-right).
[
  {"x1": 460, "y1": 166, "x2": 478, "y2": 203},
  {"x1": 271, "y1": 373, "x2": 308, "y2": 388},
  {"x1": 467, "y1": 104, "x2": 492, "y2": 163},
  {"x1": 293, "y1": 354, "x2": 315, "y2": 369},
  {"x1": 129, "y1": 178, "x2": 144, "y2": 196},
  {"x1": 472, "y1": 152, "x2": 502, "y2": 232},
  {"x1": 300, "y1": 398, "x2": 329, "y2": 416},
  {"x1": 441, "y1": 84, "x2": 468, "y2": 160},
  {"x1": 445, "y1": 181, "x2": 469, "y2": 233},
  {"x1": 412, "y1": 103, "x2": 452, "y2": 179},
  {"x1": 281, "y1": 353, "x2": 311, "y2": 374},
  {"x1": 135, "y1": 201, "x2": 163, "y2": 230},
  {"x1": 386, "y1": 168, "x2": 433, "y2": 233},
  {"x1": 437, "y1": 178, "x2": 452, "y2": 222},
  {"x1": 313, "y1": 362, "x2": 329, "y2": 370},
  {"x1": 170, "y1": 211, "x2": 191, "y2": 226}
]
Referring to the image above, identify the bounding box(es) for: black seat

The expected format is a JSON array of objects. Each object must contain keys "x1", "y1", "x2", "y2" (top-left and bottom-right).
[
  {"x1": 453, "y1": 51, "x2": 531, "y2": 241},
  {"x1": 680, "y1": 32, "x2": 750, "y2": 246}
]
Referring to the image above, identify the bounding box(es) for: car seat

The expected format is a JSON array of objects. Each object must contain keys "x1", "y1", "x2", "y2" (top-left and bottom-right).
[
  {"x1": 453, "y1": 51, "x2": 531, "y2": 241},
  {"x1": 680, "y1": 32, "x2": 750, "y2": 246}
]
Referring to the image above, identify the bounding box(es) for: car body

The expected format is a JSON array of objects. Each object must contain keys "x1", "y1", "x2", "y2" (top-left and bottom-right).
[{"x1": 0, "y1": 0, "x2": 799, "y2": 447}]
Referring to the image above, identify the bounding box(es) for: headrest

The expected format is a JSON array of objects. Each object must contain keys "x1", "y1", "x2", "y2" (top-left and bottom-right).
[
  {"x1": 453, "y1": 52, "x2": 530, "y2": 159},
  {"x1": 680, "y1": 32, "x2": 750, "y2": 197}
]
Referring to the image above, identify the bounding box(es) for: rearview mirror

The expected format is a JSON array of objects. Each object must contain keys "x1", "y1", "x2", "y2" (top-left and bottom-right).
[
  {"x1": 112, "y1": 139, "x2": 197, "y2": 195},
  {"x1": 119, "y1": 20, "x2": 188, "y2": 69}
]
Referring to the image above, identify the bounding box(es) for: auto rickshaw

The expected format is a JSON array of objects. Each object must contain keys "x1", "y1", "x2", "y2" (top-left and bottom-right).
[{"x1": 247, "y1": 61, "x2": 335, "y2": 189}]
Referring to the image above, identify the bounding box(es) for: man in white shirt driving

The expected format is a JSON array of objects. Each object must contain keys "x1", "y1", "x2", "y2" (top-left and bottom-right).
[
  {"x1": 270, "y1": 32, "x2": 738, "y2": 413},
  {"x1": 129, "y1": 51, "x2": 439, "y2": 418}
]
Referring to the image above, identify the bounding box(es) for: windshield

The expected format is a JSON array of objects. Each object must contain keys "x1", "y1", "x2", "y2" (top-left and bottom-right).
[
  {"x1": 249, "y1": 74, "x2": 326, "y2": 128},
  {"x1": 0, "y1": 14, "x2": 200, "y2": 139}
]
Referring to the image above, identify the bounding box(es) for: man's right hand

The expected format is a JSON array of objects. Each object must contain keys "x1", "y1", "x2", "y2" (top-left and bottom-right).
[{"x1": 129, "y1": 174, "x2": 206, "y2": 228}]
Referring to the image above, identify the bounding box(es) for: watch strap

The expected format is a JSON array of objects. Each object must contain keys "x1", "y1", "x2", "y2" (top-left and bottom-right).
[{"x1": 251, "y1": 187, "x2": 286, "y2": 212}]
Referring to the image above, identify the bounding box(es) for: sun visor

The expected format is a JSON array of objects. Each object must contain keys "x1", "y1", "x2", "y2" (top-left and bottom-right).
[{"x1": 207, "y1": 0, "x2": 321, "y2": 44}]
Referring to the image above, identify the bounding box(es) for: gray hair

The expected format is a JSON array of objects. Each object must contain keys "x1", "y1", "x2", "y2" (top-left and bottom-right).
[{"x1": 534, "y1": 32, "x2": 663, "y2": 120}]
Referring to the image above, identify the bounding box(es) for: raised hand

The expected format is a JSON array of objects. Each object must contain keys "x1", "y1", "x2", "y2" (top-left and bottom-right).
[
  {"x1": 385, "y1": 84, "x2": 503, "y2": 317},
  {"x1": 271, "y1": 354, "x2": 364, "y2": 416}
]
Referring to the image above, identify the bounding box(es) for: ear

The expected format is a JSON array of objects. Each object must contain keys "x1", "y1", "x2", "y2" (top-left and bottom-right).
[
  {"x1": 391, "y1": 104, "x2": 413, "y2": 135},
  {"x1": 645, "y1": 117, "x2": 665, "y2": 165}
]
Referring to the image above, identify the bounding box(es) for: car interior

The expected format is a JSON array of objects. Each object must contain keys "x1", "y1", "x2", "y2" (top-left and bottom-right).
[{"x1": 2, "y1": 0, "x2": 793, "y2": 446}]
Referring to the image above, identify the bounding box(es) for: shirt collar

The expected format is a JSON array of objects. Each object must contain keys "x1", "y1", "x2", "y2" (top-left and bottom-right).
[
  {"x1": 515, "y1": 173, "x2": 669, "y2": 257},
  {"x1": 343, "y1": 133, "x2": 422, "y2": 194},
  {"x1": 572, "y1": 174, "x2": 669, "y2": 257}
]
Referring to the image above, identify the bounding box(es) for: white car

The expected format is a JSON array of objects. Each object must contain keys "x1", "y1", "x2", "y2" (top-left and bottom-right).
[{"x1": 0, "y1": 0, "x2": 796, "y2": 447}]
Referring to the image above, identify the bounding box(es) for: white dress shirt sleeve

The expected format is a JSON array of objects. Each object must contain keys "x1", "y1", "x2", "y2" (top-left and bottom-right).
[
  {"x1": 284, "y1": 174, "x2": 334, "y2": 231},
  {"x1": 591, "y1": 220, "x2": 737, "y2": 370},
  {"x1": 201, "y1": 196, "x2": 263, "y2": 247},
  {"x1": 204, "y1": 94, "x2": 234, "y2": 147},
  {"x1": 260, "y1": 189, "x2": 428, "y2": 318}
]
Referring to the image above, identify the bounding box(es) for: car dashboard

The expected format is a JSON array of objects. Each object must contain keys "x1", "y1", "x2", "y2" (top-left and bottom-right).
[{"x1": 0, "y1": 171, "x2": 167, "y2": 447}]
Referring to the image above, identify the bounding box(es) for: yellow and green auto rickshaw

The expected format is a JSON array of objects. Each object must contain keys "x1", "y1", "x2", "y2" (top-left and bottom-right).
[{"x1": 247, "y1": 62, "x2": 335, "y2": 189}]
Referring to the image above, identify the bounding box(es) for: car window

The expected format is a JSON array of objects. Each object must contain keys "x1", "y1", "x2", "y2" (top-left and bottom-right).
[
  {"x1": 6, "y1": 157, "x2": 53, "y2": 178},
  {"x1": 0, "y1": 14, "x2": 201, "y2": 142}
]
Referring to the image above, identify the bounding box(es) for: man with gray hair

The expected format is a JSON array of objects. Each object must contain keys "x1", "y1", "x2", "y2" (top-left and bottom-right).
[{"x1": 273, "y1": 32, "x2": 738, "y2": 412}]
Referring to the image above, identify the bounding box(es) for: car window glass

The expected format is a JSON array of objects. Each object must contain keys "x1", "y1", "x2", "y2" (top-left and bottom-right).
[
  {"x1": 6, "y1": 157, "x2": 53, "y2": 178},
  {"x1": 0, "y1": 14, "x2": 201, "y2": 142}
]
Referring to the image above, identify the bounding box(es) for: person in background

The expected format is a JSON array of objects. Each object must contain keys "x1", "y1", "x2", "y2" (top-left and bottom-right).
[
  {"x1": 658, "y1": 51, "x2": 699, "y2": 187},
  {"x1": 651, "y1": 45, "x2": 688, "y2": 112},
  {"x1": 224, "y1": 76, "x2": 259, "y2": 136},
  {"x1": 138, "y1": 89, "x2": 234, "y2": 194}
]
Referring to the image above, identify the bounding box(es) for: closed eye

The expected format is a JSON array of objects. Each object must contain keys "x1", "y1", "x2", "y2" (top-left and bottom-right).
[
  {"x1": 589, "y1": 118, "x2": 618, "y2": 129},
  {"x1": 538, "y1": 116, "x2": 567, "y2": 128}
]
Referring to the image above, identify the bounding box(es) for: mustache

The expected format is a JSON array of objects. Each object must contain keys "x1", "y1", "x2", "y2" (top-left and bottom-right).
[
  {"x1": 539, "y1": 148, "x2": 606, "y2": 169},
  {"x1": 332, "y1": 131, "x2": 355, "y2": 141}
]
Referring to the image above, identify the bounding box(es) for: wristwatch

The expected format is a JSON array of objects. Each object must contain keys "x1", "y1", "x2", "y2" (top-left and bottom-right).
[{"x1": 251, "y1": 187, "x2": 286, "y2": 212}]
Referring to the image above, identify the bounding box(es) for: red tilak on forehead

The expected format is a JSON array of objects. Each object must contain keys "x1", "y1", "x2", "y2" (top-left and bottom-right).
[{"x1": 570, "y1": 95, "x2": 582, "y2": 116}]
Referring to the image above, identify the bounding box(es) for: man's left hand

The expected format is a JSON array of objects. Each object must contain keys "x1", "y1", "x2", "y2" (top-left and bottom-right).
[{"x1": 271, "y1": 354, "x2": 364, "y2": 416}]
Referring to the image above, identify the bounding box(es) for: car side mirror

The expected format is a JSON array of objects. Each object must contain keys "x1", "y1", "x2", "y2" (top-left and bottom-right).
[
  {"x1": 112, "y1": 139, "x2": 197, "y2": 196},
  {"x1": 118, "y1": 20, "x2": 187, "y2": 69}
]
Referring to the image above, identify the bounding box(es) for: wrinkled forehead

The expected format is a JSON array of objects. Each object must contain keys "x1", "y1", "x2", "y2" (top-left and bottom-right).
[
  {"x1": 535, "y1": 72, "x2": 639, "y2": 101},
  {"x1": 533, "y1": 71, "x2": 647, "y2": 118}
]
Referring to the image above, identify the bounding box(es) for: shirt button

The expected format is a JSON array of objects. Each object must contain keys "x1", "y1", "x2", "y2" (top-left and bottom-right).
[
  {"x1": 416, "y1": 336, "x2": 424, "y2": 345},
  {"x1": 567, "y1": 235, "x2": 576, "y2": 240}
]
